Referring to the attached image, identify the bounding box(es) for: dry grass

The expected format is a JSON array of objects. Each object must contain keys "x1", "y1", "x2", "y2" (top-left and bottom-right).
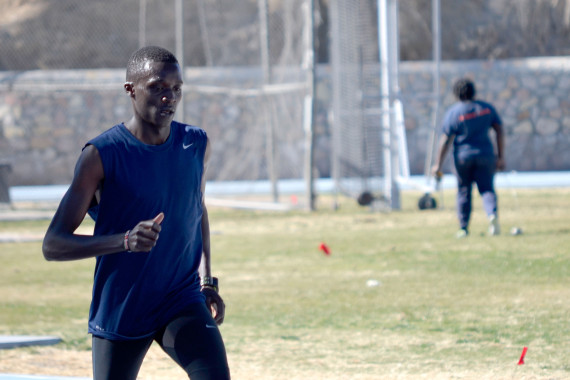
[{"x1": 1, "y1": 189, "x2": 570, "y2": 379}]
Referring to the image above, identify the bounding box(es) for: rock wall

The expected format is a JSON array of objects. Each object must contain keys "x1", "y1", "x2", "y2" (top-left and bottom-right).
[
  {"x1": 400, "y1": 57, "x2": 570, "y2": 174},
  {"x1": 0, "y1": 57, "x2": 568, "y2": 186}
]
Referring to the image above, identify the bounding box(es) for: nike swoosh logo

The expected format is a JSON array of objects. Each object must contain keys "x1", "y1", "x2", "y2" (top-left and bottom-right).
[
  {"x1": 206, "y1": 324, "x2": 217, "y2": 329},
  {"x1": 183, "y1": 142, "x2": 194, "y2": 149}
]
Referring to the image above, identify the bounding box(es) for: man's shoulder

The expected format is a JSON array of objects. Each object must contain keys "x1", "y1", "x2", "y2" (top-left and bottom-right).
[
  {"x1": 90, "y1": 124, "x2": 124, "y2": 143},
  {"x1": 443, "y1": 102, "x2": 464, "y2": 121},
  {"x1": 445, "y1": 101, "x2": 465, "y2": 115},
  {"x1": 173, "y1": 121, "x2": 204, "y2": 132},
  {"x1": 172, "y1": 121, "x2": 207, "y2": 140},
  {"x1": 85, "y1": 124, "x2": 124, "y2": 151},
  {"x1": 474, "y1": 99, "x2": 496, "y2": 109}
]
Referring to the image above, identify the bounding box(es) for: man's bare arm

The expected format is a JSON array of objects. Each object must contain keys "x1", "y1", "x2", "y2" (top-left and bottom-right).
[
  {"x1": 42, "y1": 145, "x2": 162, "y2": 261},
  {"x1": 432, "y1": 134, "x2": 455, "y2": 175},
  {"x1": 197, "y1": 137, "x2": 225, "y2": 324},
  {"x1": 492, "y1": 122, "x2": 505, "y2": 171},
  {"x1": 199, "y1": 138, "x2": 212, "y2": 279}
]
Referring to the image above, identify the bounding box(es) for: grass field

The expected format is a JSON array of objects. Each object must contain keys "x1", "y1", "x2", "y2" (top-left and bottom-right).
[{"x1": 0, "y1": 188, "x2": 569, "y2": 379}]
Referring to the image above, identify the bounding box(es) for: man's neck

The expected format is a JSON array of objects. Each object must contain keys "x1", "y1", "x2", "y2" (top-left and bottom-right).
[{"x1": 124, "y1": 118, "x2": 171, "y2": 145}]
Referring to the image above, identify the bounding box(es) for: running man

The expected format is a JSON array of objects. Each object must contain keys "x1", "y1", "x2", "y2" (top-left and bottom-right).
[
  {"x1": 43, "y1": 46, "x2": 230, "y2": 379},
  {"x1": 432, "y1": 78, "x2": 505, "y2": 238}
]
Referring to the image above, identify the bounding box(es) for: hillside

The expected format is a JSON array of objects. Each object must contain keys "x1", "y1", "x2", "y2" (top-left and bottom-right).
[{"x1": 0, "y1": 0, "x2": 569, "y2": 70}]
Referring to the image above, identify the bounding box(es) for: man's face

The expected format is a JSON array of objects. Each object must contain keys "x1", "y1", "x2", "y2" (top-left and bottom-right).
[{"x1": 129, "y1": 61, "x2": 183, "y2": 128}]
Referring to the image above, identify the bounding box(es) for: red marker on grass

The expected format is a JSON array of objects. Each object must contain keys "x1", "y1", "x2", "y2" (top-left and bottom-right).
[
  {"x1": 518, "y1": 346, "x2": 528, "y2": 365},
  {"x1": 319, "y1": 242, "x2": 331, "y2": 256}
]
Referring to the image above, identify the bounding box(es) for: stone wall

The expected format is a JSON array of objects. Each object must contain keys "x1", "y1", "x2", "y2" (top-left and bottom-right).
[
  {"x1": 400, "y1": 57, "x2": 570, "y2": 175},
  {"x1": 0, "y1": 57, "x2": 569, "y2": 186}
]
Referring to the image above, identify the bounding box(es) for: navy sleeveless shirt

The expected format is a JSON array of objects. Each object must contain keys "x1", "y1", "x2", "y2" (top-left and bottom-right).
[{"x1": 86, "y1": 121, "x2": 207, "y2": 340}]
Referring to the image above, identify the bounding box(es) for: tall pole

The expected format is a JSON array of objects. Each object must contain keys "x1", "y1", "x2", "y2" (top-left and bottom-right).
[
  {"x1": 175, "y1": 0, "x2": 185, "y2": 120},
  {"x1": 329, "y1": 0, "x2": 342, "y2": 208},
  {"x1": 197, "y1": 0, "x2": 213, "y2": 66},
  {"x1": 138, "y1": 0, "x2": 147, "y2": 48},
  {"x1": 302, "y1": 0, "x2": 317, "y2": 211},
  {"x1": 424, "y1": 0, "x2": 441, "y2": 180},
  {"x1": 389, "y1": 0, "x2": 400, "y2": 209},
  {"x1": 378, "y1": 0, "x2": 400, "y2": 210},
  {"x1": 258, "y1": 0, "x2": 279, "y2": 203}
]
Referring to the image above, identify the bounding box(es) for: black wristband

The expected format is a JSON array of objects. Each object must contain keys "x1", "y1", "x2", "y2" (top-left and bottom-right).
[{"x1": 200, "y1": 276, "x2": 219, "y2": 292}]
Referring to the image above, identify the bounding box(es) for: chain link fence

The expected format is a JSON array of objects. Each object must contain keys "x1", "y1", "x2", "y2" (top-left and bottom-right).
[
  {"x1": 0, "y1": 0, "x2": 277, "y2": 70},
  {"x1": 330, "y1": 0, "x2": 386, "y2": 199},
  {"x1": 0, "y1": 0, "x2": 320, "y2": 188}
]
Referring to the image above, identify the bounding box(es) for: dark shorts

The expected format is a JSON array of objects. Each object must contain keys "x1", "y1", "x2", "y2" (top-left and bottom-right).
[{"x1": 92, "y1": 302, "x2": 230, "y2": 380}]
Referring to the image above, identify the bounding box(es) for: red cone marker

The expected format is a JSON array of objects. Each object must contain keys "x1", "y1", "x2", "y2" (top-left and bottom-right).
[
  {"x1": 518, "y1": 346, "x2": 528, "y2": 365},
  {"x1": 319, "y1": 243, "x2": 331, "y2": 256}
]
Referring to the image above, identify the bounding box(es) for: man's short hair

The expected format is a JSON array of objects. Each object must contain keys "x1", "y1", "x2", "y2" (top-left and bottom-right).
[
  {"x1": 126, "y1": 46, "x2": 179, "y2": 81},
  {"x1": 453, "y1": 78, "x2": 476, "y2": 101}
]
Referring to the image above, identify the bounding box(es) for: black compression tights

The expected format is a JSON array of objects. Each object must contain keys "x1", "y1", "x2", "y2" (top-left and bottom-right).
[{"x1": 92, "y1": 302, "x2": 230, "y2": 380}]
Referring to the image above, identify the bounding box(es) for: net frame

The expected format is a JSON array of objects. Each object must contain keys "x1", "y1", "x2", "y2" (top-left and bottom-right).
[{"x1": 330, "y1": 0, "x2": 387, "y2": 204}]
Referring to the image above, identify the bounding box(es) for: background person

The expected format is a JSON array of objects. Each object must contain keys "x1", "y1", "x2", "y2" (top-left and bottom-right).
[
  {"x1": 432, "y1": 78, "x2": 505, "y2": 238},
  {"x1": 43, "y1": 46, "x2": 230, "y2": 380}
]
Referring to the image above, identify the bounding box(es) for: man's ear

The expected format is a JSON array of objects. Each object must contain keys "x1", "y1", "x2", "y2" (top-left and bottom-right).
[{"x1": 124, "y1": 82, "x2": 135, "y2": 96}]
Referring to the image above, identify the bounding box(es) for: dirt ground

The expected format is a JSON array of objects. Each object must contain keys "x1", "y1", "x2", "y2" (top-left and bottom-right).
[
  {"x1": 0, "y1": 345, "x2": 566, "y2": 380},
  {"x1": 0, "y1": 345, "x2": 189, "y2": 379}
]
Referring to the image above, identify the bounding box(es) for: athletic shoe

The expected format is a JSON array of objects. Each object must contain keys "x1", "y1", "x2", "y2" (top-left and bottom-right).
[
  {"x1": 488, "y1": 214, "x2": 500, "y2": 236},
  {"x1": 456, "y1": 228, "x2": 468, "y2": 239}
]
